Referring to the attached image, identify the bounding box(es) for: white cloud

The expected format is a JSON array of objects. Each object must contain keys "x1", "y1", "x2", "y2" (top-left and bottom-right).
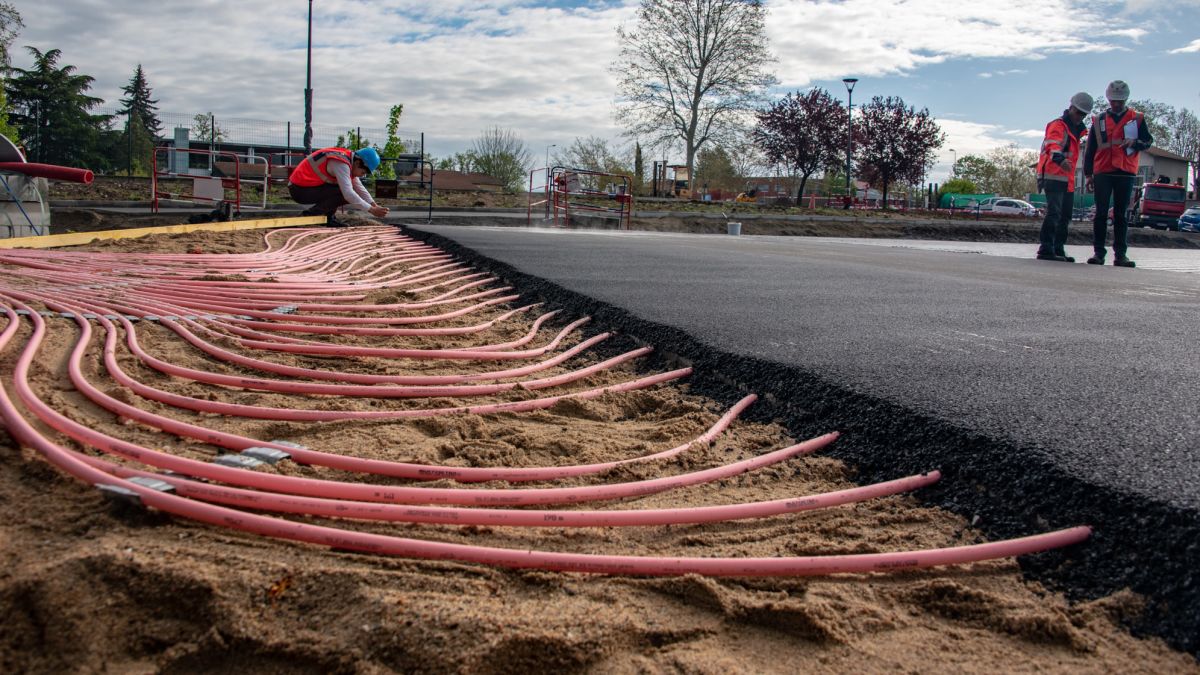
[
  {"x1": 1168, "y1": 38, "x2": 1200, "y2": 53},
  {"x1": 4, "y1": 0, "x2": 1180, "y2": 163},
  {"x1": 1005, "y1": 129, "x2": 1045, "y2": 139},
  {"x1": 766, "y1": 0, "x2": 1138, "y2": 87},
  {"x1": 935, "y1": 119, "x2": 1042, "y2": 182},
  {"x1": 978, "y1": 69, "x2": 1029, "y2": 78},
  {"x1": 12, "y1": 1, "x2": 633, "y2": 158}
]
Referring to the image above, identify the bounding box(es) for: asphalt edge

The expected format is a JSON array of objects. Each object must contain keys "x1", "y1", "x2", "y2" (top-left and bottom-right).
[{"x1": 402, "y1": 223, "x2": 1200, "y2": 659}]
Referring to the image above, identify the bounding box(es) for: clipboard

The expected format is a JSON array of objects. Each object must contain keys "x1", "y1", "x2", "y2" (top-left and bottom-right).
[{"x1": 1123, "y1": 120, "x2": 1138, "y2": 155}]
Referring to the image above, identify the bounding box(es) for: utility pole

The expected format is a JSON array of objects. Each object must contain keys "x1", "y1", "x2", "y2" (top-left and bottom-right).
[
  {"x1": 303, "y1": 0, "x2": 314, "y2": 156},
  {"x1": 842, "y1": 78, "x2": 858, "y2": 204}
]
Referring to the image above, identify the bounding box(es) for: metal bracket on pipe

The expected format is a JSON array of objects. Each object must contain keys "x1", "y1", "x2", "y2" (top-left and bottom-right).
[
  {"x1": 97, "y1": 484, "x2": 141, "y2": 505},
  {"x1": 241, "y1": 446, "x2": 291, "y2": 464},
  {"x1": 213, "y1": 454, "x2": 265, "y2": 469},
  {"x1": 97, "y1": 476, "x2": 177, "y2": 506},
  {"x1": 159, "y1": 469, "x2": 208, "y2": 483},
  {"x1": 270, "y1": 440, "x2": 308, "y2": 451},
  {"x1": 270, "y1": 305, "x2": 298, "y2": 314}
]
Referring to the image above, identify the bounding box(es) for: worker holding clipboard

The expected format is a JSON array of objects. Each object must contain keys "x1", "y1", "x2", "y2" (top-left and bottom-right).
[{"x1": 1083, "y1": 80, "x2": 1154, "y2": 268}]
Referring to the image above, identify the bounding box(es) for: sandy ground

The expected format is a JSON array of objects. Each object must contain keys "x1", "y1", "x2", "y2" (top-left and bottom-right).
[{"x1": 1, "y1": 223, "x2": 1197, "y2": 673}]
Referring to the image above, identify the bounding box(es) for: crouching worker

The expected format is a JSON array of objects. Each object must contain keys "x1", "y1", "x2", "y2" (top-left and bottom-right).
[
  {"x1": 1035, "y1": 91, "x2": 1091, "y2": 262},
  {"x1": 288, "y1": 146, "x2": 389, "y2": 227}
]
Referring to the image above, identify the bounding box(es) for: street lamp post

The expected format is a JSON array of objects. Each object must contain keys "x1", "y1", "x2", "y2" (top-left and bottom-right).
[
  {"x1": 950, "y1": 148, "x2": 956, "y2": 178},
  {"x1": 842, "y1": 78, "x2": 858, "y2": 207},
  {"x1": 545, "y1": 144, "x2": 556, "y2": 170},
  {"x1": 303, "y1": 0, "x2": 314, "y2": 156}
]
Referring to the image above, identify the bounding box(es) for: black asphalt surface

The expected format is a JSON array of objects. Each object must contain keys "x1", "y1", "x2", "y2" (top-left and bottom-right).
[{"x1": 406, "y1": 223, "x2": 1200, "y2": 656}]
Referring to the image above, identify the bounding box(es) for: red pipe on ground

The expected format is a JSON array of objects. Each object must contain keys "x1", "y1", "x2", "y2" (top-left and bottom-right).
[{"x1": 0, "y1": 162, "x2": 94, "y2": 184}]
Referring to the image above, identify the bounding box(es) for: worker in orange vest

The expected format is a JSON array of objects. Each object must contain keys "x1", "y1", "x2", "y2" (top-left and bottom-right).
[
  {"x1": 1083, "y1": 80, "x2": 1153, "y2": 267},
  {"x1": 288, "y1": 146, "x2": 389, "y2": 227},
  {"x1": 1035, "y1": 91, "x2": 1092, "y2": 262}
]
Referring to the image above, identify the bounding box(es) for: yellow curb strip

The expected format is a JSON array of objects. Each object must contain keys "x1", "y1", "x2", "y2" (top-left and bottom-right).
[{"x1": 0, "y1": 215, "x2": 328, "y2": 249}]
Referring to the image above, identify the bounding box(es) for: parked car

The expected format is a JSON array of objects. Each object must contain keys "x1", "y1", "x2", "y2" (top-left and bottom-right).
[
  {"x1": 1179, "y1": 207, "x2": 1200, "y2": 233},
  {"x1": 977, "y1": 197, "x2": 1038, "y2": 217},
  {"x1": 1084, "y1": 206, "x2": 1118, "y2": 224}
]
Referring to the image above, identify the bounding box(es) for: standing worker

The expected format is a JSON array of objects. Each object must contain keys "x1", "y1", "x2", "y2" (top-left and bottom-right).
[
  {"x1": 288, "y1": 146, "x2": 389, "y2": 227},
  {"x1": 1035, "y1": 91, "x2": 1092, "y2": 262},
  {"x1": 1084, "y1": 80, "x2": 1153, "y2": 267}
]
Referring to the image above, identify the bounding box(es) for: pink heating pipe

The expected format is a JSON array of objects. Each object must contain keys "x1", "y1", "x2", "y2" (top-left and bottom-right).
[
  {"x1": 51, "y1": 306, "x2": 747, "y2": 482},
  {"x1": 9, "y1": 309, "x2": 912, "y2": 526},
  {"x1": 9, "y1": 296, "x2": 828, "y2": 506},
  {"x1": 40, "y1": 293, "x2": 646, "y2": 398},
  {"x1": 0, "y1": 354, "x2": 1093, "y2": 575}
]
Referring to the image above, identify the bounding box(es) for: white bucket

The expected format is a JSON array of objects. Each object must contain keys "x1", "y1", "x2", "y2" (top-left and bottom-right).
[{"x1": 727, "y1": 222, "x2": 742, "y2": 235}]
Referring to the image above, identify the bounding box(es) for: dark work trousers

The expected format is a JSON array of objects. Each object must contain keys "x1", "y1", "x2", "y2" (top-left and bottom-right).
[
  {"x1": 288, "y1": 182, "x2": 346, "y2": 216},
  {"x1": 1037, "y1": 188, "x2": 1073, "y2": 256},
  {"x1": 1092, "y1": 173, "x2": 1135, "y2": 260}
]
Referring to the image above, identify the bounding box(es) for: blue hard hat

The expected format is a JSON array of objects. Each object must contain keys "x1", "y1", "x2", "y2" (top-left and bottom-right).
[{"x1": 354, "y1": 147, "x2": 381, "y2": 173}]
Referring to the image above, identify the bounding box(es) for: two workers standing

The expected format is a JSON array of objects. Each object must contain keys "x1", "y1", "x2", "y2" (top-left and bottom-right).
[{"x1": 1035, "y1": 80, "x2": 1154, "y2": 267}]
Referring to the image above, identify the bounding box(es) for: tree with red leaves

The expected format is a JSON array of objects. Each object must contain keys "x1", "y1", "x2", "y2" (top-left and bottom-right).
[
  {"x1": 853, "y1": 95, "x2": 945, "y2": 208},
  {"x1": 753, "y1": 89, "x2": 845, "y2": 202}
]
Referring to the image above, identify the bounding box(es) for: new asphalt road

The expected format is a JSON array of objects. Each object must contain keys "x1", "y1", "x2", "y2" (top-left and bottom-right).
[
  {"x1": 412, "y1": 225, "x2": 1200, "y2": 505},
  {"x1": 407, "y1": 223, "x2": 1200, "y2": 653}
]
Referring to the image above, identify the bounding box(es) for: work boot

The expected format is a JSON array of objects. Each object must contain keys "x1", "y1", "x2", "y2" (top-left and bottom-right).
[
  {"x1": 1054, "y1": 251, "x2": 1075, "y2": 263},
  {"x1": 326, "y1": 215, "x2": 348, "y2": 228},
  {"x1": 1036, "y1": 251, "x2": 1068, "y2": 262},
  {"x1": 1113, "y1": 257, "x2": 1136, "y2": 268},
  {"x1": 1086, "y1": 255, "x2": 1105, "y2": 265}
]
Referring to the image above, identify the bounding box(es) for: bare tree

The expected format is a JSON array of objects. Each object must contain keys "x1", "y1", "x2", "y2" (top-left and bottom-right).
[
  {"x1": 0, "y1": 2, "x2": 21, "y2": 69},
  {"x1": 753, "y1": 89, "x2": 845, "y2": 202},
  {"x1": 555, "y1": 136, "x2": 630, "y2": 175},
  {"x1": 613, "y1": 0, "x2": 776, "y2": 183},
  {"x1": 986, "y1": 143, "x2": 1038, "y2": 197},
  {"x1": 1166, "y1": 108, "x2": 1199, "y2": 194},
  {"x1": 471, "y1": 126, "x2": 531, "y2": 192},
  {"x1": 553, "y1": 136, "x2": 631, "y2": 191}
]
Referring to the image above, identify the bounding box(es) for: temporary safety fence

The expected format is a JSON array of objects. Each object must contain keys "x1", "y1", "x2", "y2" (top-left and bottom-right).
[
  {"x1": 151, "y1": 146, "x2": 271, "y2": 215},
  {"x1": 372, "y1": 134, "x2": 434, "y2": 222},
  {"x1": 0, "y1": 225, "x2": 1092, "y2": 575},
  {"x1": 528, "y1": 166, "x2": 633, "y2": 229}
]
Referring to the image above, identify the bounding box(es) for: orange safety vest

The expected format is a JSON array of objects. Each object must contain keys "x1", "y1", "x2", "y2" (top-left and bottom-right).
[
  {"x1": 288, "y1": 147, "x2": 354, "y2": 187},
  {"x1": 1091, "y1": 108, "x2": 1143, "y2": 175},
  {"x1": 1037, "y1": 117, "x2": 1084, "y2": 192}
]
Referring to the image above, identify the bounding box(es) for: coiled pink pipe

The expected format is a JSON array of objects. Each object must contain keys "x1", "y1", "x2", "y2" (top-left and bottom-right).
[
  {"x1": 0, "y1": 287, "x2": 1093, "y2": 576},
  {"x1": 0, "y1": 361, "x2": 1093, "y2": 576},
  {"x1": 8, "y1": 296, "x2": 823, "y2": 505},
  {"x1": 17, "y1": 307, "x2": 749, "y2": 485}
]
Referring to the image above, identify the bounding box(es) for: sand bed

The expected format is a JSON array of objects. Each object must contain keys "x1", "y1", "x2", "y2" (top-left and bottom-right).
[{"x1": 0, "y1": 225, "x2": 1194, "y2": 673}]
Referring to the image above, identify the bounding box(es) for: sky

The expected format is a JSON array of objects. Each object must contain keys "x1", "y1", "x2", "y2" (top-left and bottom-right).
[{"x1": 8, "y1": 0, "x2": 1200, "y2": 183}]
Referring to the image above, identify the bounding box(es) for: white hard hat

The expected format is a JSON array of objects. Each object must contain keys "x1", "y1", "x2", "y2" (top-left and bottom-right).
[
  {"x1": 1070, "y1": 92, "x2": 1094, "y2": 113},
  {"x1": 1106, "y1": 80, "x2": 1130, "y2": 101}
]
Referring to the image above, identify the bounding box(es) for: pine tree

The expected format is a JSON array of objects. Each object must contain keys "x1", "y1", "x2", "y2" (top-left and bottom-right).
[
  {"x1": 116, "y1": 65, "x2": 162, "y2": 175},
  {"x1": 5, "y1": 47, "x2": 111, "y2": 168},
  {"x1": 118, "y1": 65, "x2": 162, "y2": 139},
  {"x1": 634, "y1": 142, "x2": 644, "y2": 195}
]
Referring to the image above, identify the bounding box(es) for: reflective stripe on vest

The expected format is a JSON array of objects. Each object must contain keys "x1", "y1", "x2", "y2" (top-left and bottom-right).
[
  {"x1": 1092, "y1": 109, "x2": 1142, "y2": 174},
  {"x1": 288, "y1": 147, "x2": 353, "y2": 187},
  {"x1": 1037, "y1": 119, "x2": 1078, "y2": 188}
]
